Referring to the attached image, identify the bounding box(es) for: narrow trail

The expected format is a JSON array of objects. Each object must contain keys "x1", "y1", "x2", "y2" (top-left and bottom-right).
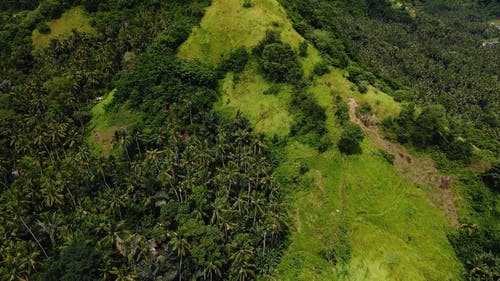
[{"x1": 347, "y1": 98, "x2": 460, "y2": 228}]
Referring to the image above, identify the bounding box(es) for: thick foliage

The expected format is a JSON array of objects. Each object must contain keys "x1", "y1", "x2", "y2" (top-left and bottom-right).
[
  {"x1": 0, "y1": 1, "x2": 289, "y2": 281},
  {"x1": 254, "y1": 30, "x2": 303, "y2": 83},
  {"x1": 338, "y1": 123, "x2": 364, "y2": 155}
]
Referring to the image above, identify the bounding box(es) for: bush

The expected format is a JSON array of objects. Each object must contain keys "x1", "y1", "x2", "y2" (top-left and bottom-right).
[
  {"x1": 444, "y1": 137, "x2": 473, "y2": 162},
  {"x1": 243, "y1": 0, "x2": 252, "y2": 8},
  {"x1": 335, "y1": 101, "x2": 349, "y2": 124},
  {"x1": 37, "y1": 22, "x2": 51, "y2": 34},
  {"x1": 379, "y1": 149, "x2": 395, "y2": 164},
  {"x1": 298, "y1": 41, "x2": 308, "y2": 57},
  {"x1": 313, "y1": 61, "x2": 330, "y2": 76},
  {"x1": 259, "y1": 42, "x2": 303, "y2": 83},
  {"x1": 392, "y1": 89, "x2": 415, "y2": 102},
  {"x1": 482, "y1": 162, "x2": 500, "y2": 193},
  {"x1": 253, "y1": 30, "x2": 281, "y2": 57},
  {"x1": 33, "y1": 241, "x2": 101, "y2": 281},
  {"x1": 346, "y1": 65, "x2": 376, "y2": 84},
  {"x1": 358, "y1": 80, "x2": 370, "y2": 94},
  {"x1": 221, "y1": 46, "x2": 249, "y2": 73},
  {"x1": 338, "y1": 123, "x2": 364, "y2": 154},
  {"x1": 263, "y1": 85, "x2": 280, "y2": 95},
  {"x1": 83, "y1": 0, "x2": 99, "y2": 12},
  {"x1": 411, "y1": 104, "x2": 448, "y2": 147},
  {"x1": 39, "y1": 0, "x2": 63, "y2": 19},
  {"x1": 356, "y1": 103, "x2": 372, "y2": 116}
]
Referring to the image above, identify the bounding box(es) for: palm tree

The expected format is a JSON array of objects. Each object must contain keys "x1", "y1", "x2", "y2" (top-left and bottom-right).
[
  {"x1": 113, "y1": 129, "x2": 132, "y2": 163},
  {"x1": 101, "y1": 188, "x2": 127, "y2": 219},
  {"x1": 110, "y1": 265, "x2": 136, "y2": 281},
  {"x1": 236, "y1": 262, "x2": 256, "y2": 281},
  {"x1": 145, "y1": 149, "x2": 162, "y2": 173},
  {"x1": 17, "y1": 215, "x2": 48, "y2": 259},
  {"x1": 168, "y1": 231, "x2": 191, "y2": 281},
  {"x1": 96, "y1": 158, "x2": 111, "y2": 189},
  {"x1": 230, "y1": 243, "x2": 256, "y2": 281},
  {"x1": 202, "y1": 259, "x2": 222, "y2": 281},
  {"x1": 40, "y1": 175, "x2": 63, "y2": 208}
]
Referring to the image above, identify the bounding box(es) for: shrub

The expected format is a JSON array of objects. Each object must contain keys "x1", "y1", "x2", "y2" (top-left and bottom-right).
[
  {"x1": 338, "y1": 123, "x2": 364, "y2": 154},
  {"x1": 253, "y1": 30, "x2": 281, "y2": 57},
  {"x1": 392, "y1": 89, "x2": 415, "y2": 102},
  {"x1": 39, "y1": 0, "x2": 63, "y2": 19},
  {"x1": 263, "y1": 85, "x2": 280, "y2": 95},
  {"x1": 313, "y1": 61, "x2": 330, "y2": 76},
  {"x1": 379, "y1": 149, "x2": 395, "y2": 164},
  {"x1": 411, "y1": 104, "x2": 448, "y2": 147},
  {"x1": 259, "y1": 42, "x2": 302, "y2": 83},
  {"x1": 358, "y1": 80, "x2": 370, "y2": 94},
  {"x1": 444, "y1": 137, "x2": 473, "y2": 162},
  {"x1": 298, "y1": 41, "x2": 308, "y2": 57},
  {"x1": 83, "y1": 0, "x2": 99, "y2": 12},
  {"x1": 481, "y1": 162, "x2": 500, "y2": 193},
  {"x1": 221, "y1": 46, "x2": 249, "y2": 73},
  {"x1": 335, "y1": 101, "x2": 349, "y2": 124},
  {"x1": 243, "y1": 0, "x2": 252, "y2": 8},
  {"x1": 37, "y1": 22, "x2": 51, "y2": 34},
  {"x1": 356, "y1": 103, "x2": 372, "y2": 116}
]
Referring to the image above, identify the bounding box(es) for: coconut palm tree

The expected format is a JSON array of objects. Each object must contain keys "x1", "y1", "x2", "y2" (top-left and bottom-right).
[
  {"x1": 168, "y1": 231, "x2": 191, "y2": 281},
  {"x1": 202, "y1": 258, "x2": 222, "y2": 281}
]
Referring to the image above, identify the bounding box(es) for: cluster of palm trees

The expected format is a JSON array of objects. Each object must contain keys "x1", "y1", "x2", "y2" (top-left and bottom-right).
[
  {"x1": 1, "y1": 111, "x2": 289, "y2": 281},
  {"x1": 109, "y1": 115, "x2": 288, "y2": 280},
  {"x1": 0, "y1": 1, "x2": 291, "y2": 280}
]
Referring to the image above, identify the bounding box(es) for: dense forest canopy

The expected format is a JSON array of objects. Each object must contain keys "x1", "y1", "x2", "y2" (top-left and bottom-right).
[
  {"x1": 0, "y1": 0, "x2": 498, "y2": 280},
  {"x1": 0, "y1": 1, "x2": 288, "y2": 280},
  {"x1": 281, "y1": 0, "x2": 500, "y2": 154}
]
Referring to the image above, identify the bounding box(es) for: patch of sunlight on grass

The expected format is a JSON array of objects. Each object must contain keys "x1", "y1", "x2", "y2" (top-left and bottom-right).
[
  {"x1": 87, "y1": 89, "x2": 140, "y2": 157},
  {"x1": 318, "y1": 69, "x2": 402, "y2": 120},
  {"x1": 300, "y1": 44, "x2": 322, "y2": 79},
  {"x1": 178, "y1": 0, "x2": 315, "y2": 67},
  {"x1": 32, "y1": 6, "x2": 95, "y2": 49},
  {"x1": 215, "y1": 62, "x2": 293, "y2": 137}
]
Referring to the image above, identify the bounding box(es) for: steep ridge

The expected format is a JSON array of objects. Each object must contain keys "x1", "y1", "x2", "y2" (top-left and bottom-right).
[{"x1": 178, "y1": 0, "x2": 462, "y2": 279}]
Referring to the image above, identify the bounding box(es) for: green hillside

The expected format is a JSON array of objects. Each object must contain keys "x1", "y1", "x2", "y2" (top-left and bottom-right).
[
  {"x1": 1, "y1": 0, "x2": 498, "y2": 280},
  {"x1": 32, "y1": 6, "x2": 95, "y2": 49},
  {"x1": 179, "y1": 0, "x2": 463, "y2": 279}
]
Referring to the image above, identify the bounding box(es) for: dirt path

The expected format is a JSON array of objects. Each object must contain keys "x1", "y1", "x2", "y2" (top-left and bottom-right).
[{"x1": 348, "y1": 98, "x2": 460, "y2": 227}]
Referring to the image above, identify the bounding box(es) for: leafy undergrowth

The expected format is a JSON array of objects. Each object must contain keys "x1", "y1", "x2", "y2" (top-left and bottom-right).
[
  {"x1": 179, "y1": 0, "x2": 463, "y2": 280},
  {"x1": 87, "y1": 89, "x2": 140, "y2": 157},
  {"x1": 32, "y1": 6, "x2": 95, "y2": 49}
]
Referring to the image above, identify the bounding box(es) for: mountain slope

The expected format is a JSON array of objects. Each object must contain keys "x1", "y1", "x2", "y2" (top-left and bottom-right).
[{"x1": 178, "y1": 0, "x2": 463, "y2": 279}]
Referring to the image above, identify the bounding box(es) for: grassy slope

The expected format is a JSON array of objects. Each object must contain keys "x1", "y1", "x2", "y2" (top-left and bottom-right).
[
  {"x1": 277, "y1": 77, "x2": 461, "y2": 280},
  {"x1": 87, "y1": 89, "x2": 140, "y2": 156},
  {"x1": 32, "y1": 6, "x2": 95, "y2": 49},
  {"x1": 179, "y1": 0, "x2": 462, "y2": 279},
  {"x1": 180, "y1": 0, "x2": 322, "y2": 135},
  {"x1": 214, "y1": 61, "x2": 294, "y2": 136}
]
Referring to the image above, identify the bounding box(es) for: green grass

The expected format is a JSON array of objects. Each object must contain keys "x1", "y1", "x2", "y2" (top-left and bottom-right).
[
  {"x1": 277, "y1": 84, "x2": 462, "y2": 280},
  {"x1": 178, "y1": 0, "x2": 319, "y2": 71},
  {"x1": 180, "y1": 0, "x2": 463, "y2": 279},
  {"x1": 214, "y1": 62, "x2": 293, "y2": 136},
  {"x1": 317, "y1": 69, "x2": 402, "y2": 120},
  {"x1": 87, "y1": 89, "x2": 140, "y2": 157},
  {"x1": 32, "y1": 6, "x2": 95, "y2": 49}
]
